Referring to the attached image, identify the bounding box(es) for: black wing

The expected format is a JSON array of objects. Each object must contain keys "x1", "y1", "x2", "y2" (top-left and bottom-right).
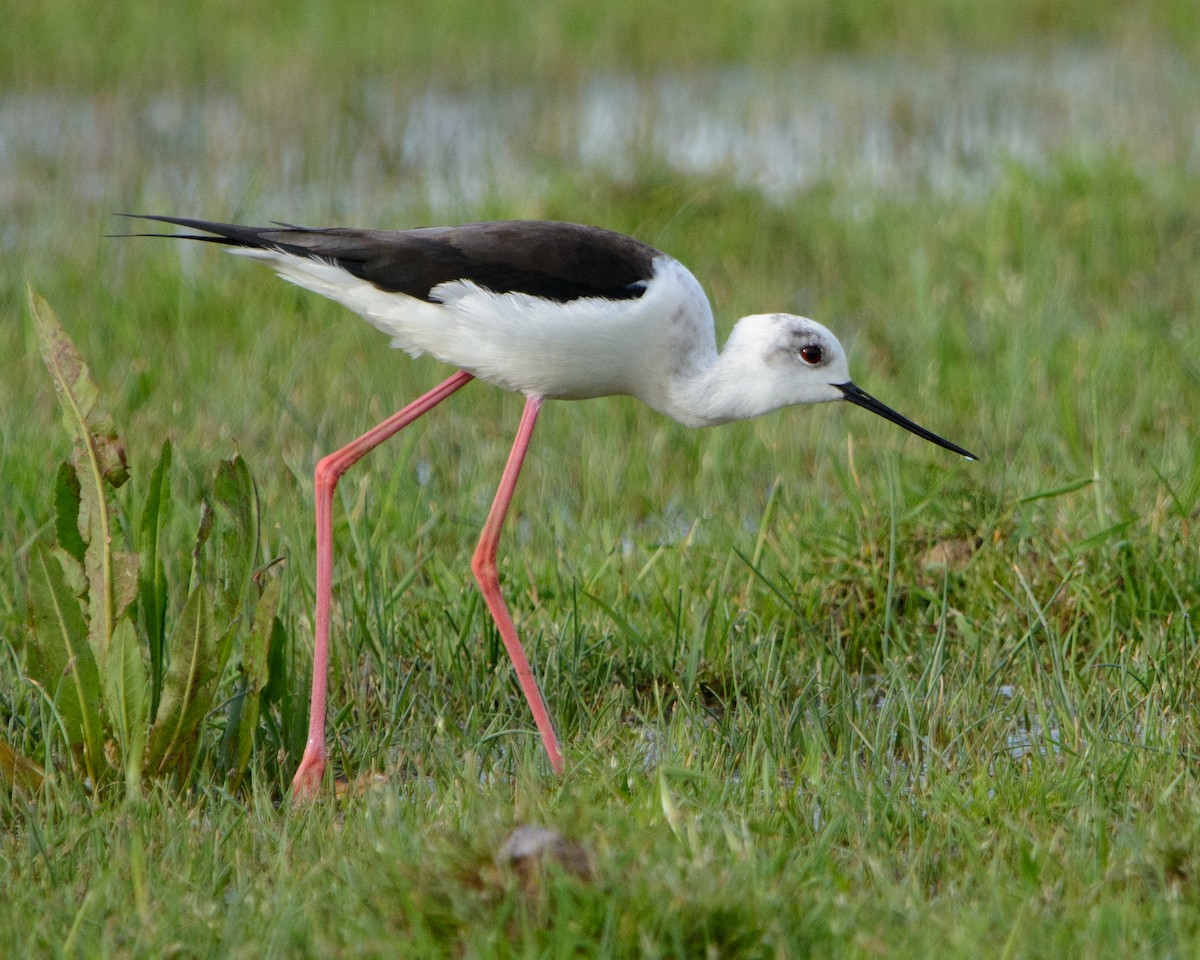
[{"x1": 119, "y1": 215, "x2": 661, "y2": 304}]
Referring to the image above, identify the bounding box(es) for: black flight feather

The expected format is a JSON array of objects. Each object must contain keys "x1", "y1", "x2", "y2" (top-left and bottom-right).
[{"x1": 118, "y1": 214, "x2": 659, "y2": 304}]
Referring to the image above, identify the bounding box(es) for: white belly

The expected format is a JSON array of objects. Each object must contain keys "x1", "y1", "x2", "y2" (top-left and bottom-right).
[{"x1": 242, "y1": 248, "x2": 719, "y2": 408}]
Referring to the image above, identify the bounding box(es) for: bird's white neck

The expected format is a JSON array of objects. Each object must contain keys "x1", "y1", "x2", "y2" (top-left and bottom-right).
[
  {"x1": 617, "y1": 261, "x2": 845, "y2": 427},
  {"x1": 655, "y1": 315, "x2": 844, "y2": 428},
  {"x1": 662, "y1": 344, "x2": 772, "y2": 427}
]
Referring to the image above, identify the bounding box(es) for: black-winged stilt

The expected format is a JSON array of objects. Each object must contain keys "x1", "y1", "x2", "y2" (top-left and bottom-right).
[{"x1": 124, "y1": 215, "x2": 976, "y2": 802}]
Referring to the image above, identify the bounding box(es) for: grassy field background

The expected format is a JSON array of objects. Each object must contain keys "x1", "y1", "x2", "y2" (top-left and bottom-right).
[{"x1": 2, "y1": 2, "x2": 1199, "y2": 957}]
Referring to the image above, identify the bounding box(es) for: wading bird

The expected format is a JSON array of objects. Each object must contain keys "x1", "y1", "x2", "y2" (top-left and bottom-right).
[{"x1": 125, "y1": 214, "x2": 976, "y2": 802}]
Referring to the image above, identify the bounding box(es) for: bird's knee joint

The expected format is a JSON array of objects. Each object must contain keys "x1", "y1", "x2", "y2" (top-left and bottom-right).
[
  {"x1": 314, "y1": 456, "x2": 342, "y2": 493},
  {"x1": 470, "y1": 553, "x2": 496, "y2": 585}
]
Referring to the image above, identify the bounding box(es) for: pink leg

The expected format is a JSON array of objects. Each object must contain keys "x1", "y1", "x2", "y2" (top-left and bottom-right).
[
  {"x1": 290, "y1": 370, "x2": 474, "y2": 805},
  {"x1": 470, "y1": 395, "x2": 564, "y2": 774}
]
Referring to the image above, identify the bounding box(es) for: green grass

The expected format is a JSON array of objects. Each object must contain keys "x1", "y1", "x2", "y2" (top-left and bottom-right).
[
  {"x1": 4, "y1": 3, "x2": 1200, "y2": 957},
  {"x1": 5, "y1": 0, "x2": 1196, "y2": 91}
]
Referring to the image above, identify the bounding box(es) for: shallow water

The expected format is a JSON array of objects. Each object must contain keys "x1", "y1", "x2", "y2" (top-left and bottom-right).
[{"x1": 1, "y1": 44, "x2": 1196, "y2": 244}]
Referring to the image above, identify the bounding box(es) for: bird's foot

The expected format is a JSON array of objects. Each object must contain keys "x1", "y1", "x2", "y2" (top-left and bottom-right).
[
  {"x1": 289, "y1": 746, "x2": 326, "y2": 808},
  {"x1": 543, "y1": 731, "x2": 565, "y2": 775}
]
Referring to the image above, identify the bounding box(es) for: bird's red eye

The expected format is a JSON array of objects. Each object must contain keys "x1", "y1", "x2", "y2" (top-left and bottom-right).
[{"x1": 800, "y1": 345, "x2": 823, "y2": 365}]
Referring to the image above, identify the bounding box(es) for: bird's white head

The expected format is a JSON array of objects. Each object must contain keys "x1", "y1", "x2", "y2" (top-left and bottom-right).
[
  {"x1": 686, "y1": 312, "x2": 977, "y2": 459},
  {"x1": 695, "y1": 313, "x2": 850, "y2": 423}
]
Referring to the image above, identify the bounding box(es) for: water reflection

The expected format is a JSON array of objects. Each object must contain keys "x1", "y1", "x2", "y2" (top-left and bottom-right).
[{"x1": 1, "y1": 45, "x2": 1195, "y2": 239}]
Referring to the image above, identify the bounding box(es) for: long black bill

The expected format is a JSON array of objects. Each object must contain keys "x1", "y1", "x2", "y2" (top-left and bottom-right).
[{"x1": 836, "y1": 382, "x2": 977, "y2": 461}]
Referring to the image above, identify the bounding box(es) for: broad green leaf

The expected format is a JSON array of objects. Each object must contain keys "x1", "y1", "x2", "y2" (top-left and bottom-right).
[
  {"x1": 145, "y1": 586, "x2": 219, "y2": 778},
  {"x1": 189, "y1": 500, "x2": 215, "y2": 594},
  {"x1": 221, "y1": 574, "x2": 281, "y2": 790},
  {"x1": 29, "y1": 288, "x2": 128, "y2": 665},
  {"x1": 26, "y1": 542, "x2": 105, "y2": 786},
  {"x1": 0, "y1": 738, "x2": 45, "y2": 793},
  {"x1": 54, "y1": 461, "x2": 87, "y2": 563},
  {"x1": 138, "y1": 439, "x2": 172, "y2": 715},
  {"x1": 28, "y1": 287, "x2": 100, "y2": 438},
  {"x1": 219, "y1": 678, "x2": 248, "y2": 787},
  {"x1": 112, "y1": 550, "x2": 140, "y2": 623},
  {"x1": 103, "y1": 616, "x2": 149, "y2": 794},
  {"x1": 79, "y1": 441, "x2": 121, "y2": 664},
  {"x1": 52, "y1": 544, "x2": 88, "y2": 601},
  {"x1": 243, "y1": 574, "x2": 281, "y2": 699},
  {"x1": 213, "y1": 454, "x2": 260, "y2": 624},
  {"x1": 262, "y1": 611, "x2": 290, "y2": 708}
]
